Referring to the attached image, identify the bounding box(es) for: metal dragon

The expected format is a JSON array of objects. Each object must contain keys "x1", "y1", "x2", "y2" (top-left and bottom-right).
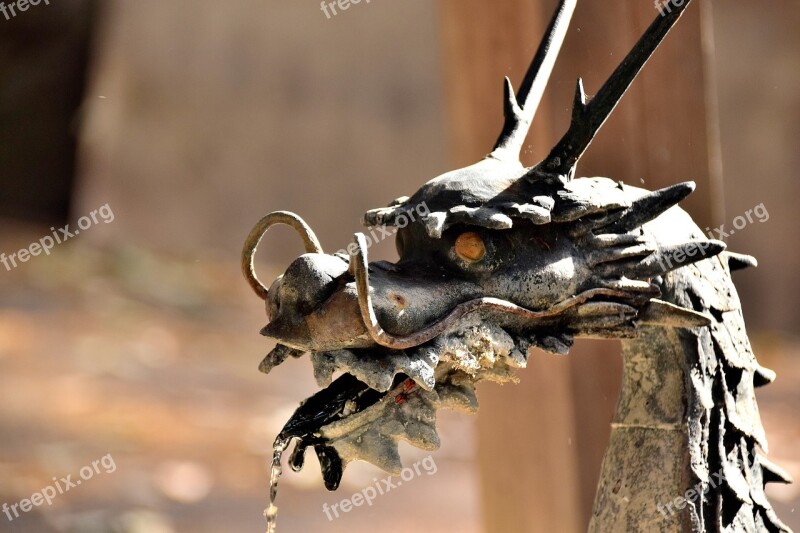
[{"x1": 242, "y1": 0, "x2": 791, "y2": 530}]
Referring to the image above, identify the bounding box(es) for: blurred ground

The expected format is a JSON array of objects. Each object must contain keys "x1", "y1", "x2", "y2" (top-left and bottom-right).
[{"x1": 0, "y1": 233, "x2": 480, "y2": 533}]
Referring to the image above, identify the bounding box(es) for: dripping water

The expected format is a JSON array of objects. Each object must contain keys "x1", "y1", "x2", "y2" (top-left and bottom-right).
[{"x1": 265, "y1": 436, "x2": 290, "y2": 533}]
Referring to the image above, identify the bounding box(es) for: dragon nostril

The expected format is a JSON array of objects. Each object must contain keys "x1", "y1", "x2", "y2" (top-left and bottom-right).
[
  {"x1": 455, "y1": 232, "x2": 486, "y2": 262},
  {"x1": 389, "y1": 292, "x2": 408, "y2": 309}
]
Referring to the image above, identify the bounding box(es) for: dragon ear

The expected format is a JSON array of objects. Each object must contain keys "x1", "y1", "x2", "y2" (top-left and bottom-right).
[
  {"x1": 489, "y1": 0, "x2": 577, "y2": 162},
  {"x1": 528, "y1": 0, "x2": 695, "y2": 183}
]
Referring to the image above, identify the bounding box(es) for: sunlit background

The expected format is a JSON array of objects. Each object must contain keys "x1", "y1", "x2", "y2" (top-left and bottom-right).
[{"x1": 0, "y1": 1, "x2": 798, "y2": 532}]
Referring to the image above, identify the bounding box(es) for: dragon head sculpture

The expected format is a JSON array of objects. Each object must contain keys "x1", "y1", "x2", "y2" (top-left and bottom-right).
[{"x1": 243, "y1": 1, "x2": 791, "y2": 531}]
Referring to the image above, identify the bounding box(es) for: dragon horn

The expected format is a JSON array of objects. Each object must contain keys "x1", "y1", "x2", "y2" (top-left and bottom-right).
[
  {"x1": 489, "y1": 0, "x2": 577, "y2": 162},
  {"x1": 528, "y1": 0, "x2": 694, "y2": 182}
]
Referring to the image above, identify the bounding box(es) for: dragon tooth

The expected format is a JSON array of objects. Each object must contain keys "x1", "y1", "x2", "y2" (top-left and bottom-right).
[
  {"x1": 436, "y1": 379, "x2": 479, "y2": 413},
  {"x1": 259, "y1": 344, "x2": 303, "y2": 374},
  {"x1": 534, "y1": 334, "x2": 573, "y2": 355},
  {"x1": 331, "y1": 431, "x2": 404, "y2": 475},
  {"x1": 310, "y1": 351, "x2": 336, "y2": 387},
  {"x1": 322, "y1": 349, "x2": 397, "y2": 392},
  {"x1": 397, "y1": 419, "x2": 441, "y2": 450}
]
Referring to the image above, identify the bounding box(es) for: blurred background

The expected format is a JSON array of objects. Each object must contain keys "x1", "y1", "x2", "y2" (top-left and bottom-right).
[{"x1": 0, "y1": 0, "x2": 797, "y2": 531}]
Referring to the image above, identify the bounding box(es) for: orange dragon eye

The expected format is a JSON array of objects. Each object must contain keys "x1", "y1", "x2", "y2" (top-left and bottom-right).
[{"x1": 454, "y1": 232, "x2": 486, "y2": 263}]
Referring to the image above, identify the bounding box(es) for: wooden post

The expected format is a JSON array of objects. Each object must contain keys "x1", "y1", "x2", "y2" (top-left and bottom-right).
[{"x1": 438, "y1": 1, "x2": 722, "y2": 530}]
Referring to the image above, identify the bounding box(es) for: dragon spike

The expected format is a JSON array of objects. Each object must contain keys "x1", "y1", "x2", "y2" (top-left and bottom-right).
[
  {"x1": 529, "y1": 0, "x2": 695, "y2": 181},
  {"x1": 636, "y1": 299, "x2": 712, "y2": 328},
  {"x1": 759, "y1": 455, "x2": 794, "y2": 485},
  {"x1": 490, "y1": 0, "x2": 577, "y2": 161},
  {"x1": 725, "y1": 251, "x2": 759, "y2": 271},
  {"x1": 601, "y1": 182, "x2": 696, "y2": 234},
  {"x1": 599, "y1": 239, "x2": 726, "y2": 280}
]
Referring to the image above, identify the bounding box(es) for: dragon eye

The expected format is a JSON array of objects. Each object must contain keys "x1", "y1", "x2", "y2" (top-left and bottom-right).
[{"x1": 454, "y1": 232, "x2": 486, "y2": 263}]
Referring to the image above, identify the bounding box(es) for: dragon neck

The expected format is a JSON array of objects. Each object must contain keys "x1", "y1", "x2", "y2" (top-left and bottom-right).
[
  {"x1": 589, "y1": 253, "x2": 790, "y2": 533},
  {"x1": 590, "y1": 325, "x2": 694, "y2": 531}
]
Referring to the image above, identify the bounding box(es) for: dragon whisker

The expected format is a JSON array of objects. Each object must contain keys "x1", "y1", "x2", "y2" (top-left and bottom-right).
[{"x1": 242, "y1": 211, "x2": 324, "y2": 299}]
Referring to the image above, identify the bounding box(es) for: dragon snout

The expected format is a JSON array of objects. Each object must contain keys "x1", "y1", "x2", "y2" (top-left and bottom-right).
[
  {"x1": 242, "y1": 211, "x2": 366, "y2": 351},
  {"x1": 260, "y1": 253, "x2": 371, "y2": 351}
]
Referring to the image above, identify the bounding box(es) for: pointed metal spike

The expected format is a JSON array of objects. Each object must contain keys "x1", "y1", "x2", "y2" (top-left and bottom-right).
[
  {"x1": 490, "y1": 0, "x2": 577, "y2": 161},
  {"x1": 620, "y1": 240, "x2": 726, "y2": 279},
  {"x1": 587, "y1": 244, "x2": 655, "y2": 267},
  {"x1": 725, "y1": 251, "x2": 759, "y2": 271},
  {"x1": 754, "y1": 364, "x2": 777, "y2": 387},
  {"x1": 530, "y1": 0, "x2": 696, "y2": 178},
  {"x1": 572, "y1": 77, "x2": 587, "y2": 121},
  {"x1": 758, "y1": 455, "x2": 794, "y2": 485},
  {"x1": 602, "y1": 182, "x2": 696, "y2": 234},
  {"x1": 636, "y1": 299, "x2": 712, "y2": 328},
  {"x1": 502, "y1": 76, "x2": 522, "y2": 119}
]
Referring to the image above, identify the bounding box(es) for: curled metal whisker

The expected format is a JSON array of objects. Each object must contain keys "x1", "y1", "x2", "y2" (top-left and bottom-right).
[{"x1": 242, "y1": 211, "x2": 323, "y2": 300}]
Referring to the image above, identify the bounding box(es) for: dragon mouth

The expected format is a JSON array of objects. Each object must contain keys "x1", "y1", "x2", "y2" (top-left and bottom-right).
[
  {"x1": 259, "y1": 219, "x2": 721, "y2": 493},
  {"x1": 266, "y1": 236, "x2": 717, "y2": 493}
]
